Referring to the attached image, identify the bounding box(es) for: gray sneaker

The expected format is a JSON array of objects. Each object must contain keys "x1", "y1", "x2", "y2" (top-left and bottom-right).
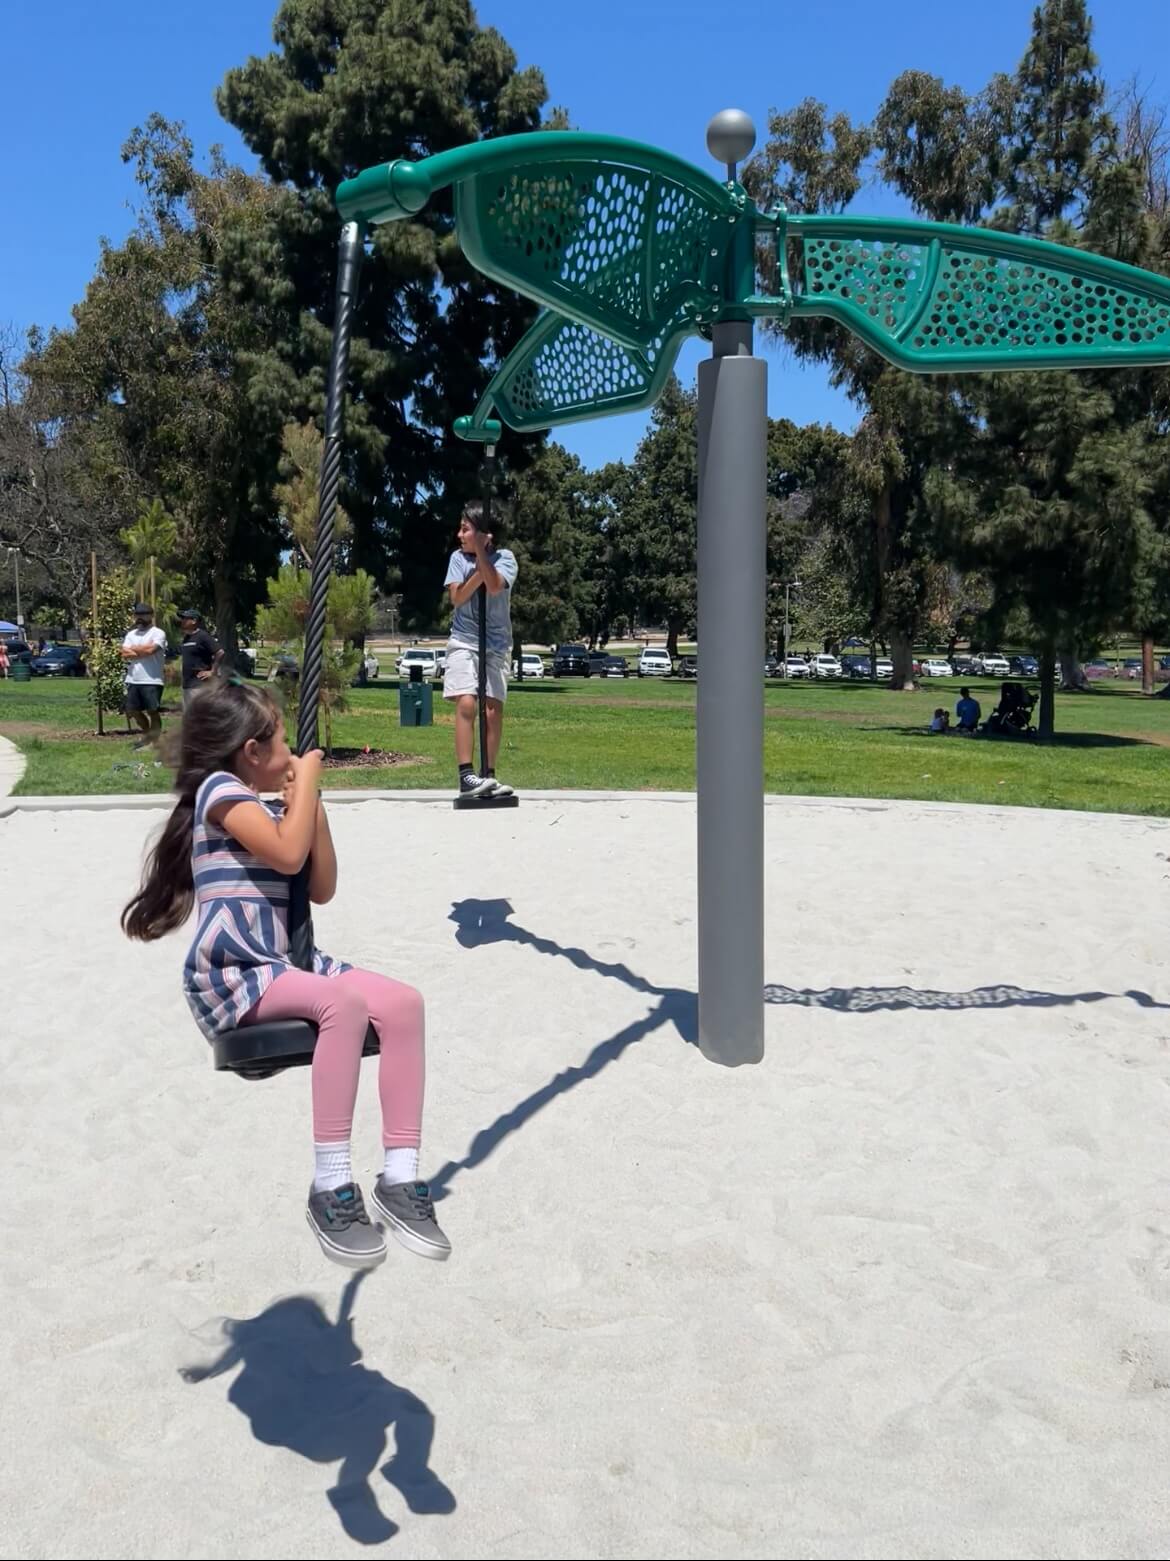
[
  {"x1": 306, "y1": 1182, "x2": 388, "y2": 1269},
  {"x1": 371, "y1": 1179, "x2": 452, "y2": 1261}
]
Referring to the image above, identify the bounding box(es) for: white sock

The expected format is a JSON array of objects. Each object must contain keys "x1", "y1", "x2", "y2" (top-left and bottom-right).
[
  {"x1": 313, "y1": 1141, "x2": 353, "y2": 1192},
  {"x1": 383, "y1": 1146, "x2": 420, "y2": 1185}
]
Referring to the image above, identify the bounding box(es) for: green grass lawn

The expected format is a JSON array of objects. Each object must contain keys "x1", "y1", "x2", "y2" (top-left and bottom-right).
[{"x1": 2, "y1": 673, "x2": 1167, "y2": 815}]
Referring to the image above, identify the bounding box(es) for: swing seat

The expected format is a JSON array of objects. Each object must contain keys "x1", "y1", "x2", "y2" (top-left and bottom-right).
[{"x1": 212, "y1": 1019, "x2": 381, "y2": 1080}]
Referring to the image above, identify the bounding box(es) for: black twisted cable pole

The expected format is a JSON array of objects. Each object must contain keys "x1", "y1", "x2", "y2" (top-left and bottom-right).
[{"x1": 289, "y1": 220, "x2": 365, "y2": 971}]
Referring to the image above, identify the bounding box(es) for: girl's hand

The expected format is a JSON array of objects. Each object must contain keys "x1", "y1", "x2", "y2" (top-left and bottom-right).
[{"x1": 282, "y1": 750, "x2": 324, "y2": 808}]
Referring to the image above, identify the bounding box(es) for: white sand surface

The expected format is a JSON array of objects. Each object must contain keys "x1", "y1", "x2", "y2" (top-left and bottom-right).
[{"x1": 2, "y1": 792, "x2": 1169, "y2": 1559}]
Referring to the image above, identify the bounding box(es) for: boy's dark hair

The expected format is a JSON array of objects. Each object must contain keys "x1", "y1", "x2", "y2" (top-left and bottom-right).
[
  {"x1": 461, "y1": 498, "x2": 504, "y2": 541},
  {"x1": 959, "y1": 686, "x2": 970, "y2": 697}
]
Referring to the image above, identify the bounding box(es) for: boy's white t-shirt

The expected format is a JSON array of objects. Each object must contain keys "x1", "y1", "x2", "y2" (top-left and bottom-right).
[{"x1": 122, "y1": 626, "x2": 168, "y2": 685}]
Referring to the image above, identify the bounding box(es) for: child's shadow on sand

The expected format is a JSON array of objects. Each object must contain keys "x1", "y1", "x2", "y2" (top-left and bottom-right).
[{"x1": 180, "y1": 1272, "x2": 454, "y2": 1545}]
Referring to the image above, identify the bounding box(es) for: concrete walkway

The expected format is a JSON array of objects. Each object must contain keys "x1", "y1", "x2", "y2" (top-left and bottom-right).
[{"x1": 0, "y1": 733, "x2": 25, "y2": 797}]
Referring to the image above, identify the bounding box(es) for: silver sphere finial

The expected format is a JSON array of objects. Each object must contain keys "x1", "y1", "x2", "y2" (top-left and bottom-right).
[{"x1": 706, "y1": 109, "x2": 756, "y2": 178}]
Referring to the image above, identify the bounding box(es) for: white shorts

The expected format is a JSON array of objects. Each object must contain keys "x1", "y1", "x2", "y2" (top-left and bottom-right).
[{"x1": 442, "y1": 646, "x2": 509, "y2": 703}]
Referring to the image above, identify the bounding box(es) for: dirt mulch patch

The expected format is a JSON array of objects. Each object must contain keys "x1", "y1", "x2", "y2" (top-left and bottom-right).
[{"x1": 321, "y1": 748, "x2": 433, "y2": 770}]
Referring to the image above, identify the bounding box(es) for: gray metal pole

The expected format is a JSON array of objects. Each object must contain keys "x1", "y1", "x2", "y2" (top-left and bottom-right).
[{"x1": 696, "y1": 320, "x2": 767, "y2": 1066}]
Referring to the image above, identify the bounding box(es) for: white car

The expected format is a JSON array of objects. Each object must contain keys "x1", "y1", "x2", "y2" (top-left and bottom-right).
[
  {"x1": 977, "y1": 653, "x2": 1010, "y2": 677},
  {"x1": 812, "y1": 653, "x2": 842, "y2": 679},
  {"x1": 513, "y1": 653, "x2": 545, "y2": 678},
  {"x1": 638, "y1": 647, "x2": 673, "y2": 678},
  {"x1": 920, "y1": 658, "x2": 953, "y2": 677},
  {"x1": 875, "y1": 658, "x2": 893, "y2": 679},
  {"x1": 784, "y1": 655, "x2": 810, "y2": 678},
  {"x1": 396, "y1": 647, "x2": 443, "y2": 678}
]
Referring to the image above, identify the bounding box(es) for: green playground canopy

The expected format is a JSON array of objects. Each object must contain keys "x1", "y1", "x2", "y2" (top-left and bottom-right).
[{"x1": 336, "y1": 132, "x2": 1170, "y2": 440}]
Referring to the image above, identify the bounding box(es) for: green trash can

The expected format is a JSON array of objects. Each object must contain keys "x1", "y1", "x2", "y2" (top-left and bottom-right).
[
  {"x1": 10, "y1": 660, "x2": 32, "y2": 683},
  {"x1": 398, "y1": 673, "x2": 433, "y2": 726}
]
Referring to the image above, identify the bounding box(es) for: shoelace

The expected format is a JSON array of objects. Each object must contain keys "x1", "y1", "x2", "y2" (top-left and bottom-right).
[
  {"x1": 323, "y1": 1184, "x2": 371, "y2": 1227},
  {"x1": 402, "y1": 1181, "x2": 436, "y2": 1219}
]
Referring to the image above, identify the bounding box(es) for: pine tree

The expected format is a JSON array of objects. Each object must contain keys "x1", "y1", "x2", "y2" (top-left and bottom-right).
[{"x1": 216, "y1": 0, "x2": 556, "y2": 626}]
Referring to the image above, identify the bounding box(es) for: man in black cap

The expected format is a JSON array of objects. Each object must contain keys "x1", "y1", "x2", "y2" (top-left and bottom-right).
[
  {"x1": 120, "y1": 603, "x2": 168, "y2": 747},
  {"x1": 178, "y1": 609, "x2": 221, "y2": 709}
]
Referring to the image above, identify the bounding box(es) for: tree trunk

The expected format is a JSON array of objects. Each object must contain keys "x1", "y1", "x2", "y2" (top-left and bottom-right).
[
  {"x1": 213, "y1": 561, "x2": 239, "y2": 669},
  {"x1": 890, "y1": 631, "x2": 915, "y2": 690},
  {"x1": 1058, "y1": 649, "x2": 1087, "y2": 691},
  {"x1": 1038, "y1": 641, "x2": 1056, "y2": 738},
  {"x1": 513, "y1": 632, "x2": 523, "y2": 682},
  {"x1": 666, "y1": 622, "x2": 680, "y2": 658},
  {"x1": 1141, "y1": 631, "x2": 1155, "y2": 695}
]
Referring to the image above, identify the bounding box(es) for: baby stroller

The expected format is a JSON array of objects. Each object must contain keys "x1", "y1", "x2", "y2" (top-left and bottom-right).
[{"x1": 985, "y1": 680, "x2": 1036, "y2": 736}]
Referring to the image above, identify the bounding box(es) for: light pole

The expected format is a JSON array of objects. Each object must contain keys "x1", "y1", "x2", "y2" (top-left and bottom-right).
[
  {"x1": 781, "y1": 580, "x2": 801, "y2": 676},
  {"x1": 5, "y1": 547, "x2": 22, "y2": 631}
]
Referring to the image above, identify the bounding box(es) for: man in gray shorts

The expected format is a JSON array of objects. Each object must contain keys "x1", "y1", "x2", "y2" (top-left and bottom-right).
[{"x1": 442, "y1": 500, "x2": 519, "y2": 799}]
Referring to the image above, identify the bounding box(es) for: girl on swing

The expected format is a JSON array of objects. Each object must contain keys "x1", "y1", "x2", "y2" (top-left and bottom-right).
[{"x1": 121, "y1": 678, "x2": 450, "y2": 1271}]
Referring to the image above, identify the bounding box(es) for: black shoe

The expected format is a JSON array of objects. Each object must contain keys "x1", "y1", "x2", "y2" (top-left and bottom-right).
[{"x1": 458, "y1": 772, "x2": 497, "y2": 798}]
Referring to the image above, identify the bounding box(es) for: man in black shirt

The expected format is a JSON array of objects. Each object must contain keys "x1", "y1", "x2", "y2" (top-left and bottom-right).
[{"x1": 178, "y1": 609, "x2": 221, "y2": 708}]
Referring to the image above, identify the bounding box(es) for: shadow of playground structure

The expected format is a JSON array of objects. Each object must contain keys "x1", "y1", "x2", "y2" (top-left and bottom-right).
[{"x1": 431, "y1": 898, "x2": 1164, "y2": 1199}]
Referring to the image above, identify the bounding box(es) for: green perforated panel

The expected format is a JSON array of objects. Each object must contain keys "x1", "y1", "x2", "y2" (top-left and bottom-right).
[
  {"x1": 465, "y1": 307, "x2": 690, "y2": 435},
  {"x1": 455, "y1": 160, "x2": 731, "y2": 350},
  {"x1": 790, "y1": 217, "x2": 1170, "y2": 372}
]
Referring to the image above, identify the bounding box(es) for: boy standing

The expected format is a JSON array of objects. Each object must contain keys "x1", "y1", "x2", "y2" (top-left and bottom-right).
[{"x1": 442, "y1": 501, "x2": 518, "y2": 799}]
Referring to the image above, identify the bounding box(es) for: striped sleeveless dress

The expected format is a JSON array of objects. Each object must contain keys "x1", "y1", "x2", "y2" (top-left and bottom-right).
[{"x1": 183, "y1": 770, "x2": 349, "y2": 1040}]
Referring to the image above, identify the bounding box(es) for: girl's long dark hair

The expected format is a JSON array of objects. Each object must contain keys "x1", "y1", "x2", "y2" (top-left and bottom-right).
[{"x1": 121, "y1": 680, "x2": 281, "y2": 942}]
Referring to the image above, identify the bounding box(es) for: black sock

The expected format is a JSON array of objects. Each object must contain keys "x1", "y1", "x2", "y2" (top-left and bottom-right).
[
  {"x1": 486, "y1": 768, "x2": 495, "y2": 778},
  {"x1": 459, "y1": 762, "x2": 472, "y2": 781}
]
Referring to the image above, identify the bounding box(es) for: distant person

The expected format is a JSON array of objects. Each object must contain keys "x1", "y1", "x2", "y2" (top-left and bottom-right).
[
  {"x1": 955, "y1": 686, "x2": 981, "y2": 733},
  {"x1": 0, "y1": 642, "x2": 8, "y2": 679},
  {"x1": 442, "y1": 499, "x2": 519, "y2": 799},
  {"x1": 178, "y1": 609, "x2": 222, "y2": 709},
  {"x1": 930, "y1": 707, "x2": 950, "y2": 734},
  {"x1": 120, "y1": 603, "x2": 168, "y2": 748}
]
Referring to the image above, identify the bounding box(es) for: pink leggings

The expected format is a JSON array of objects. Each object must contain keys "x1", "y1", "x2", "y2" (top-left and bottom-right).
[{"x1": 243, "y1": 967, "x2": 425, "y2": 1147}]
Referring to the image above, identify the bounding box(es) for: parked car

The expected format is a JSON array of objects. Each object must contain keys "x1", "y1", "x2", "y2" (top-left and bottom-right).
[
  {"x1": 512, "y1": 653, "x2": 545, "y2": 678},
  {"x1": 638, "y1": 646, "x2": 673, "y2": 678},
  {"x1": 590, "y1": 650, "x2": 629, "y2": 678},
  {"x1": 812, "y1": 653, "x2": 842, "y2": 679},
  {"x1": 875, "y1": 658, "x2": 893, "y2": 679},
  {"x1": 950, "y1": 653, "x2": 979, "y2": 676},
  {"x1": 677, "y1": 654, "x2": 697, "y2": 679},
  {"x1": 1121, "y1": 657, "x2": 1144, "y2": 680},
  {"x1": 1083, "y1": 658, "x2": 1115, "y2": 679},
  {"x1": 841, "y1": 655, "x2": 872, "y2": 679},
  {"x1": 2, "y1": 639, "x2": 32, "y2": 660},
  {"x1": 1008, "y1": 655, "x2": 1039, "y2": 677},
  {"x1": 30, "y1": 645, "x2": 86, "y2": 677},
  {"x1": 553, "y1": 643, "x2": 591, "y2": 677},
  {"x1": 396, "y1": 647, "x2": 443, "y2": 678},
  {"x1": 976, "y1": 653, "x2": 1010, "y2": 677},
  {"x1": 763, "y1": 655, "x2": 782, "y2": 678},
  {"x1": 783, "y1": 656, "x2": 811, "y2": 678},
  {"x1": 268, "y1": 652, "x2": 300, "y2": 686},
  {"x1": 920, "y1": 658, "x2": 953, "y2": 678}
]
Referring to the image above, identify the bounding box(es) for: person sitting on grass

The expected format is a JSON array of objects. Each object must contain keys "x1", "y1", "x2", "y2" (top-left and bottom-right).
[
  {"x1": 930, "y1": 707, "x2": 951, "y2": 734},
  {"x1": 955, "y1": 686, "x2": 981, "y2": 734}
]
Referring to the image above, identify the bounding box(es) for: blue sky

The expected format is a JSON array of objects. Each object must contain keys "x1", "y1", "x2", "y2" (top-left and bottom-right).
[{"x1": 3, "y1": 0, "x2": 1167, "y2": 469}]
